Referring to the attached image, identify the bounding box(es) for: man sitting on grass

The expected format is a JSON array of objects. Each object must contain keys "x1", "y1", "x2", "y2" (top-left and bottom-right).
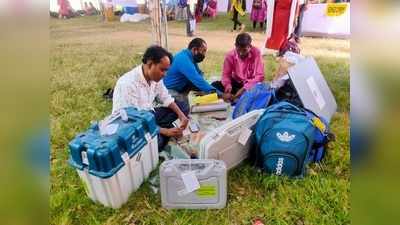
[
  {"x1": 112, "y1": 45, "x2": 189, "y2": 150},
  {"x1": 212, "y1": 32, "x2": 265, "y2": 102},
  {"x1": 163, "y1": 38, "x2": 232, "y2": 104}
]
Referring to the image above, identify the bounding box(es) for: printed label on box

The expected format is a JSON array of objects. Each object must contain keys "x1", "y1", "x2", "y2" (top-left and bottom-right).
[
  {"x1": 81, "y1": 151, "x2": 89, "y2": 165},
  {"x1": 306, "y1": 76, "x2": 326, "y2": 110},
  {"x1": 238, "y1": 128, "x2": 252, "y2": 146},
  {"x1": 121, "y1": 152, "x2": 130, "y2": 164},
  {"x1": 181, "y1": 171, "x2": 200, "y2": 193},
  {"x1": 196, "y1": 185, "x2": 217, "y2": 198}
]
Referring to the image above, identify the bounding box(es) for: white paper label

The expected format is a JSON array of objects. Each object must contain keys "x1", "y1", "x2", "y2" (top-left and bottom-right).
[
  {"x1": 177, "y1": 188, "x2": 190, "y2": 197},
  {"x1": 100, "y1": 123, "x2": 119, "y2": 136},
  {"x1": 121, "y1": 152, "x2": 130, "y2": 164},
  {"x1": 145, "y1": 133, "x2": 152, "y2": 141},
  {"x1": 172, "y1": 119, "x2": 180, "y2": 128},
  {"x1": 238, "y1": 128, "x2": 252, "y2": 146},
  {"x1": 181, "y1": 171, "x2": 200, "y2": 193},
  {"x1": 81, "y1": 151, "x2": 89, "y2": 165},
  {"x1": 120, "y1": 109, "x2": 128, "y2": 122},
  {"x1": 306, "y1": 76, "x2": 326, "y2": 110}
]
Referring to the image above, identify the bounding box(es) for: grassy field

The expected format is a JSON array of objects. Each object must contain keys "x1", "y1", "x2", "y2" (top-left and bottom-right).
[{"x1": 50, "y1": 15, "x2": 350, "y2": 225}]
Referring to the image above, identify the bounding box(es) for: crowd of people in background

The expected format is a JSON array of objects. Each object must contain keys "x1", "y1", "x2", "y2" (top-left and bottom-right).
[
  {"x1": 52, "y1": 0, "x2": 350, "y2": 21},
  {"x1": 84, "y1": 2, "x2": 99, "y2": 16},
  {"x1": 50, "y1": 0, "x2": 100, "y2": 19},
  {"x1": 51, "y1": 0, "x2": 350, "y2": 44}
]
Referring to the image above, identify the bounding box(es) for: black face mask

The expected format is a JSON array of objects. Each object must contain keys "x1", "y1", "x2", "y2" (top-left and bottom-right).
[{"x1": 193, "y1": 53, "x2": 205, "y2": 63}]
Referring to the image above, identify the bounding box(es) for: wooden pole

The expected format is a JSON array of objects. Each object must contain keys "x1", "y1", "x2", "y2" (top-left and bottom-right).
[
  {"x1": 149, "y1": 0, "x2": 168, "y2": 49},
  {"x1": 161, "y1": 0, "x2": 168, "y2": 49}
]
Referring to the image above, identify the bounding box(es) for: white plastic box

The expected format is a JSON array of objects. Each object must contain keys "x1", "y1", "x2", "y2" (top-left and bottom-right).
[
  {"x1": 199, "y1": 109, "x2": 265, "y2": 170},
  {"x1": 160, "y1": 159, "x2": 227, "y2": 209}
]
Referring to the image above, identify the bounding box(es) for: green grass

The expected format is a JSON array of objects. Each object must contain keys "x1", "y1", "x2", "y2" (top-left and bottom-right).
[{"x1": 50, "y1": 15, "x2": 349, "y2": 225}]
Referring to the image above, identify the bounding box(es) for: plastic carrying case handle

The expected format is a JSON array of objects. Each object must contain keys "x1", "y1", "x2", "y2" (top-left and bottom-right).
[{"x1": 265, "y1": 101, "x2": 305, "y2": 114}]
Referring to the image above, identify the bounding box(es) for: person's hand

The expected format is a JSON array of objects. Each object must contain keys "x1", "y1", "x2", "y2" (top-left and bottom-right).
[
  {"x1": 194, "y1": 91, "x2": 207, "y2": 96},
  {"x1": 179, "y1": 116, "x2": 189, "y2": 129},
  {"x1": 225, "y1": 86, "x2": 232, "y2": 94},
  {"x1": 232, "y1": 87, "x2": 245, "y2": 101},
  {"x1": 222, "y1": 93, "x2": 232, "y2": 102},
  {"x1": 231, "y1": 93, "x2": 238, "y2": 102},
  {"x1": 232, "y1": 92, "x2": 242, "y2": 102},
  {"x1": 166, "y1": 127, "x2": 183, "y2": 138}
]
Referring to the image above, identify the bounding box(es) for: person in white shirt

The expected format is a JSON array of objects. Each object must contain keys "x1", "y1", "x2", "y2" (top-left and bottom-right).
[{"x1": 112, "y1": 45, "x2": 189, "y2": 150}]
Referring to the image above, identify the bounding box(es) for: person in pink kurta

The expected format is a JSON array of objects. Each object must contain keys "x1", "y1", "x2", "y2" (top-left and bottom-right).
[
  {"x1": 211, "y1": 33, "x2": 265, "y2": 102},
  {"x1": 250, "y1": 0, "x2": 267, "y2": 30},
  {"x1": 204, "y1": 0, "x2": 217, "y2": 19},
  {"x1": 58, "y1": 0, "x2": 72, "y2": 18}
]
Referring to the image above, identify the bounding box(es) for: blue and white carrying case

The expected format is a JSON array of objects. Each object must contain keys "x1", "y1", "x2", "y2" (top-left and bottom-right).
[{"x1": 69, "y1": 107, "x2": 159, "y2": 208}]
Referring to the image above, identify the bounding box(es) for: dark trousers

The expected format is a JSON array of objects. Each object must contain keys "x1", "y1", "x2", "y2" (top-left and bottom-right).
[
  {"x1": 152, "y1": 100, "x2": 190, "y2": 150},
  {"x1": 211, "y1": 80, "x2": 243, "y2": 95},
  {"x1": 186, "y1": 7, "x2": 195, "y2": 36},
  {"x1": 294, "y1": 4, "x2": 306, "y2": 37},
  {"x1": 253, "y1": 21, "x2": 264, "y2": 29},
  {"x1": 232, "y1": 9, "x2": 242, "y2": 30}
]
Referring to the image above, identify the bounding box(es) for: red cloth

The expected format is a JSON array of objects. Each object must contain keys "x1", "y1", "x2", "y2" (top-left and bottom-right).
[{"x1": 266, "y1": 0, "x2": 296, "y2": 50}]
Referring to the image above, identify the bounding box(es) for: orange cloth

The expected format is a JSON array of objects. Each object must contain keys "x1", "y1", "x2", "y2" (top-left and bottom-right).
[{"x1": 104, "y1": 7, "x2": 115, "y2": 21}]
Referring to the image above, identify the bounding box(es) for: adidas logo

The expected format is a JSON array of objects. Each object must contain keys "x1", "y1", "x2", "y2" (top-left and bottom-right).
[{"x1": 276, "y1": 132, "x2": 296, "y2": 142}]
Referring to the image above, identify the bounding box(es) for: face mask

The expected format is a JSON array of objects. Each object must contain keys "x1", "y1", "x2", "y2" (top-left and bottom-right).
[{"x1": 193, "y1": 53, "x2": 205, "y2": 63}]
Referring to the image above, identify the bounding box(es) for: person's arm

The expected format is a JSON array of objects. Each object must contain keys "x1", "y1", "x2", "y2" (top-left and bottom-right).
[
  {"x1": 168, "y1": 102, "x2": 189, "y2": 129},
  {"x1": 159, "y1": 127, "x2": 183, "y2": 138},
  {"x1": 157, "y1": 82, "x2": 189, "y2": 129},
  {"x1": 232, "y1": 87, "x2": 246, "y2": 101},
  {"x1": 157, "y1": 81, "x2": 175, "y2": 107},
  {"x1": 179, "y1": 55, "x2": 222, "y2": 95},
  {"x1": 221, "y1": 54, "x2": 234, "y2": 93},
  {"x1": 112, "y1": 81, "x2": 139, "y2": 113},
  {"x1": 243, "y1": 51, "x2": 265, "y2": 90}
]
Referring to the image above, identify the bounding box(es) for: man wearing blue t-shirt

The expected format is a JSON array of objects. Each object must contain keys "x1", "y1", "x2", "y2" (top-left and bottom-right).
[{"x1": 163, "y1": 38, "x2": 232, "y2": 103}]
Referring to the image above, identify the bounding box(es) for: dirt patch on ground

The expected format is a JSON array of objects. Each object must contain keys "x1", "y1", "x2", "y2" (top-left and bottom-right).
[
  {"x1": 53, "y1": 23, "x2": 349, "y2": 58},
  {"x1": 59, "y1": 27, "x2": 268, "y2": 53}
]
